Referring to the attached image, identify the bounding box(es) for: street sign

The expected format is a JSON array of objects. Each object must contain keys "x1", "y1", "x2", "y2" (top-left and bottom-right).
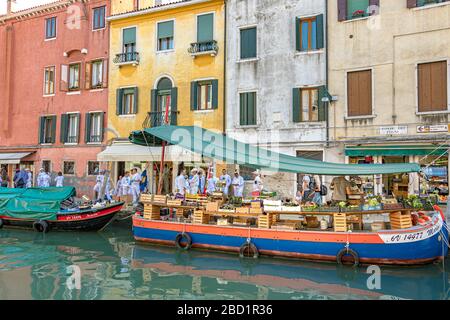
[
  {"x1": 416, "y1": 125, "x2": 449, "y2": 133},
  {"x1": 379, "y1": 126, "x2": 408, "y2": 135}
]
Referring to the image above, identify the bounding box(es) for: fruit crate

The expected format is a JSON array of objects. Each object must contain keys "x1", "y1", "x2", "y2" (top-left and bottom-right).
[
  {"x1": 153, "y1": 195, "x2": 167, "y2": 205},
  {"x1": 333, "y1": 213, "x2": 347, "y2": 232},
  {"x1": 193, "y1": 210, "x2": 210, "y2": 225},
  {"x1": 257, "y1": 214, "x2": 272, "y2": 229},
  {"x1": 140, "y1": 194, "x2": 153, "y2": 203},
  {"x1": 235, "y1": 207, "x2": 250, "y2": 214},
  {"x1": 390, "y1": 211, "x2": 412, "y2": 229},
  {"x1": 167, "y1": 199, "x2": 182, "y2": 206}
]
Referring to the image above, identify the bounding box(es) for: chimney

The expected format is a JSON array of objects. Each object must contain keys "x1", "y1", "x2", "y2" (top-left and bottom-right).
[
  {"x1": 134, "y1": 0, "x2": 140, "y2": 11},
  {"x1": 6, "y1": 0, "x2": 15, "y2": 15}
]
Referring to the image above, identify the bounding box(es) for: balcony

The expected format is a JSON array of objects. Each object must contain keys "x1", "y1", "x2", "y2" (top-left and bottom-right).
[
  {"x1": 188, "y1": 40, "x2": 218, "y2": 58},
  {"x1": 142, "y1": 111, "x2": 178, "y2": 146},
  {"x1": 88, "y1": 135, "x2": 102, "y2": 143},
  {"x1": 113, "y1": 52, "x2": 140, "y2": 66}
]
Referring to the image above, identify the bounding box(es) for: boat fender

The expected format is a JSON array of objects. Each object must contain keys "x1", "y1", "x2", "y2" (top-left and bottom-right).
[
  {"x1": 0, "y1": 218, "x2": 3, "y2": 229},
  {"x1": 33, "y1": 220, "x2": 49, "y2": 233},
  {"x1": 175, "y1": 233, "x2": 192, "y2": 250},
  {"x1": 433, "y1": 205, "x2": 446, "y2": 222},
  {"x1": 336, "y1": 248, "x2": 359, "y2": 267},
  {"x1": 239, "y1": 242, "x2": 259, "y2": 259}
]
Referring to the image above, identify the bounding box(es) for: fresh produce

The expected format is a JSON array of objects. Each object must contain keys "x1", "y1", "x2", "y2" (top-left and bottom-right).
[{"x1": 338, "y1": 201, "x2": 347, "y2": 208}]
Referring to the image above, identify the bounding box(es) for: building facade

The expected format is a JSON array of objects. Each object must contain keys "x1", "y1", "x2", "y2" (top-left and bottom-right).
[
  {"x1": 0, "y1": 0, "x2": 110, "y2": 196},
  {"x1": 100, "y1": 0, "x2": 226, "y2": 192},
  {"x1": 225, "y1": 0, "x2": 328, "y2": 196},
  {"x1": 327, "y1": 0, "x2": 450, "y2": 200}
]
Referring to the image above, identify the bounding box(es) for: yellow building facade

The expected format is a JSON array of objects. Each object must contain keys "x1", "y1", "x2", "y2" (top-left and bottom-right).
[{"x1": 100, "y1": 0, "x2": 226, "y2": 192}]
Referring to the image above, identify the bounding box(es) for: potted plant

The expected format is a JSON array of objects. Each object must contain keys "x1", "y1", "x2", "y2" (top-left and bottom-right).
[{"x1": 352, "y1": 9, "x2": 365, "y2": 18}]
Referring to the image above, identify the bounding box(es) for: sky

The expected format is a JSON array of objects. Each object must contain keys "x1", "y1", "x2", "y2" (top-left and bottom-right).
[{"x1": 0, "y1": 0, "x2": 60, "y2": 14}]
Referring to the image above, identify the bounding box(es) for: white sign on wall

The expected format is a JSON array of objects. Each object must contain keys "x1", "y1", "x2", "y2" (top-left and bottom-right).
[
  {"x1": 417, "y1": 125, "x2": 449, "y2": 133},
  {"x1": 379, "y1": 126, "x2": 408, "y2": 135}
]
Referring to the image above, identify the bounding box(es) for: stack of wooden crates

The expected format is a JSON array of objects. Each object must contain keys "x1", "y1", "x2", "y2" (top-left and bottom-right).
[
  {"x1": 193, "y1": 209, "x2": 210, "y2": 225},
  {"x1": 389, "y1": 211, "x2": 412, "y2": 230},
  {"x1": 141, "y1": 194, "x2": 167, "y2": 220}
]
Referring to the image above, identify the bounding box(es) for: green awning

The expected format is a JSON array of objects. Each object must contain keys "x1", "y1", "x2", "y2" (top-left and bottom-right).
[
  {"x1": 129, "y1": 126, "x2": 421, "y2": 175},
  {"x1": 345, "y1": 145, "x2": 449, "y2": 157}
]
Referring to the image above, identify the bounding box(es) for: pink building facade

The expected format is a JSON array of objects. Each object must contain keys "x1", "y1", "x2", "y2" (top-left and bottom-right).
[{"x1": 0, "y1": 0, "x2": 110, "y2": 196}]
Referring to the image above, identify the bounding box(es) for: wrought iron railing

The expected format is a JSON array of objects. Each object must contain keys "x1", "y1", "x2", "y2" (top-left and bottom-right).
[
  {"x1": 113, "y1": 52, "x2": 140, "y2": 64},
  {"x1": 188, "y1": 40, "x2": 218, "y2": 55},
  {"x1": 89, "y1": 135, "x2": 102, "y2": 143},
  {"x1": 66, "y1": 136, "x2": 78, "y2": 143},
  {"x1": 143, "y1": 111, "x2": 178, "y2": 129}
]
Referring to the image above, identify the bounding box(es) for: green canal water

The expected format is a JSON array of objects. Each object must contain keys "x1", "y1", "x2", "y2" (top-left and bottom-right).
[{"x1": 0, "y1": 220, "x2": 449, "y2": 300}]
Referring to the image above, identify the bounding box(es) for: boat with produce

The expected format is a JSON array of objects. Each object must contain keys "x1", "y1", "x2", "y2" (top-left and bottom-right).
[
  {"x1": 129, "y1": 126, "x2": 450, "y2": 266},
  {"x1": 0, "y1": 187, "x2": 124, "y2": 232}
]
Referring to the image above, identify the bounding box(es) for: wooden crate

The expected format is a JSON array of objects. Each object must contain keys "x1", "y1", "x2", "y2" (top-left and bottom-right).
[
  {"x1": 143, "y1": 204, "x2": 161, "y2": 214},
  {"x1": 167, "y1": 199, "x2": 182, "y2": 206},
  {"x1": 217, "y1": 218, "x2": 230, "y2": 226},
  {"x1": 250, "y1": 207, "x2": 264, "y2": 214},
  {"x1": 390, "y1": 211, "x2": 412, "y2": 229},
  {"x1": 251, "y1": 201, "x2": 262, "y2": 209},
  {"x1": 206, "y1": 201, "x2": 220, "y2": 212},
  {"x1": 140, "y1": 194, "x2": 153, "y2": 203},
  {"x1": 153, "y1": 195, "x2": 167, "y2": 205},
  {"x1": 193, "y1": 210, "x2": 210, "y2": 225},
  {"x1": 333, "y1": 213, "x2": 347, "y2": 232},
  {"x1": 235, "y1": 207, "x2": 250, "y2": 214},
  {"x1": 258, "y1": 215, "x2": 272, "y2": 229},
  {"x1": 272, "y1": 222, "x2": 300, "y2": 231}
]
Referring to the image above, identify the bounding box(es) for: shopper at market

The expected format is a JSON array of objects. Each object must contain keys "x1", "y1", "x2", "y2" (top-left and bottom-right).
[
  {"x1": 55, "y1": 172, "x2": 64, "y2": 187},
  {"x1": 207, "y1": 173, "x2": 218, "y2": 195},
  {"x1": 189, "y1": 168, "x2": 199, "y2": 195},
  {"x1": 253, "y1": 171, "x2": 263, "y2": 192},
  {"x1": 220, "y1": 169, "x2": 232, "y2": 196},
  {"x1": 130, "y1": 168, "x2": 142, "y2": 205},
  {"x1": 311, "y1": 174, "x2": 322, "y2": 205},
  {"x1": 37, "y1": 168, "x2": 50, "y2": 188},
  {"x1": 121, "y1": 171, "x2": 131, "y2": 202},
  {"x1": 330, "y1": 176, "x2": 351, "y2": 204},
  {"x1": 198, "y1": 170, "x2": 206, "y2": 194},
  {"x1": 232, "y1": 170, "x2": 245, "y2": 197},
  {"x1": 93, "y1": 169, "x2": 104, "y2": 200},
  {"x1": 115, "y1": 175, "x2": 123, "y2": 199},
  {"x1": 13, "y1": 168, "x2": 28, "y2": 188},
  {"x1": 175, "y1": 168, "x2": 188, "y2": 197}
]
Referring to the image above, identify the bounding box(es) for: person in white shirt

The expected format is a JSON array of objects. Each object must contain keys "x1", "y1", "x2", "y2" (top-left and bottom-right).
[
  {"x1": 94, "y1": 170, "x2": 105, "y2": 200},
  {"x1": 189, "y1": 168, "x2": 199, "y2": 195},
  {"x1": 37, "y1": 169, "x2": 51, "y2": 187},
  {"x1": 175, "y1": 168, "x2": 188, "y2": 197},
  {"x1": 115, "y1": 175, "x2": 123, "y2": 199},
  {"x1": 121, "y1": 172, "x2": 131, "y2": 200},
  {"x1": 130, "y1": 168, "x2": 142, "y2": 205},
  {"x1": 104, "y1": 172, "x2": 113, "y2": 202},
  {"x1": 232, "y1": 171, "x2": 245, "y2": 197},
  {"x1": 220, "y1": 169, "x2": 232, "y2": 196},
  {"x1": 253, "y1": 171, "x2": 263, "y2": 192},
  {"x1": 207, "y1": 175, "x2": 218, "y2": 195},
  {"x1": 25, "y1": 168, "x2": 32, "y2": 188},
  {"x1": 55, "y1": 172, "x2": 64, "y2": 187}
]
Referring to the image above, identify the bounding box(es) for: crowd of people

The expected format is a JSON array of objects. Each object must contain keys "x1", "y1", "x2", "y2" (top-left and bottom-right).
[{"x1": 0, "y1": 167, "x2": 65, "y2": 189}]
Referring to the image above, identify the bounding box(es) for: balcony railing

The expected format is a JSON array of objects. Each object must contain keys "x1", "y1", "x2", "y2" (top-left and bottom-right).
[
  {"x1": 143, "y1": 111, "x2": 178, "y2": 129},
  {"x1": 66, "y1": 136, "x2": 78, "y2": 144},
  {"x1": 113, "y1": 52, "x2": 140, "y2": 66},
  {"x1": 89, "y1": 135, "x2": 102, "y2": 143},
  {"x1": 188, "y1": 40, "x2": 218, "y2": 57}
]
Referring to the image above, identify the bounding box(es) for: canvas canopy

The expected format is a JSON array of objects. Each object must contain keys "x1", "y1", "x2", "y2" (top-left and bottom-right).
[
  {"x1": 0, "y1": 187, "x2": 76, "y2": 221},
  {"x1": 129, "y1": 126, "x2": 421, "y2": 175}
]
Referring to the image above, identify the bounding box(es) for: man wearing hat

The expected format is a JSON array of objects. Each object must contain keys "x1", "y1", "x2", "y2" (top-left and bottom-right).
[
  {"x1": 189, "y1": 168, "x2": 199, "y2": 195},
  {"x1": 232, "y1": 170, "x2": 245, "y2": 197},
  {"x1": 130, "y1": 168, "x2": 142, "y2": 205}
]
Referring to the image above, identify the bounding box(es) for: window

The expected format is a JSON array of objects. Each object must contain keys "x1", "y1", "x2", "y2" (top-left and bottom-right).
[
  {"x1": 85, "y1": 112, "x2": 104, "y2": 143},
  {"x1": 45, "y1": 17, "x2": 56, "y2": 39},
  {"x1": 293, "y1": 86, "x2": 327, "y2": 122},
  {"x1": 63, "y1": 161, "x2": 75, "y2": 175},
  {"x1": 296, "y1": 15, "x2": 324, "y2": 52},
  {"x1": 61, "y1": 113, "x2": 80, "y2": 144},
  {"x1": 240, "y1": 27, "x2": 257, "y2": 59},
  {"x1": 347, "y1": 70, "x2": 372, "y2": 117},
  {"x1": 239, "y1": 92, "x2": 257, "y2": 126},
  {"x1": 410, "y1": 0, "x2": 446, "y2": 8},
  {"x1": 39, "y1": 116, "x2": 56, "y2": 144},
  {"x1": 157, "y1": 21, "x2": 174, "y2": 51},
  {"x1": 122, "y1": 27, "x2": 137, "y2": 61},
  {"x1": 68, "y1": 63, "x2": 80, "y2": 91},
  {"x1": 197, "y1": 13, "x2": 214, "y2": 42},
  {"x1": 44, "y1": 66, "x2": 55, "y2": 95},
  {"x1": 338, "y1": 0, "x2": 379, "y2": 21},
  {"x1": 42, "y1": 160, "x2": 51, "y2": 173},
  {"x1": 88, "y1": 161, "x2": 100, "y2": 175},
  {"x1": 85, "y1": 59, "x2": 107, "y2": 89},
  {"x1": 91, "y1": 60, "x2": 103, "y2": 88},
  {"x1": 116, "y1": 87, "x2": 138, "y2": 115},
  {"x1": 93, "y1": 6, "x2": 106, "y2": 30},
  {"x1": 190, "y1": 80, "x2": 218, "y2": 111},
  {"x1": 418, "y1": 61, "x2": 448, "y2": 113}
]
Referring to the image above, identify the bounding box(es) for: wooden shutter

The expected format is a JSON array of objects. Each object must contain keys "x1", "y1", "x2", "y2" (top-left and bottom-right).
[
  {"x1": 39, "y1": 117, "x2": 45, "y2": 144},
  {"x1": 50, "y1": 115, "x2": 57, "y2": 144},
  {"x1": 248, "y1": 92, "x2": 256, "y2": 125},
  {"x1": 197, "y1": 13, "x2": 214, "y2": 42},
  {"x1": 75, "y1": 113, "x2": 81, "y2": 143},
  {"x1": 240, "y1": 93, "x2": 246, "y2": 125},
  {"x1": 211, "y1": 80, "x2": 219, "y2": 109},
  {"x1": 85, "y1": 61, "x2": 91, "y2": 90},
  {"x1": 407, "y1": 0, "x2": 417, "y2": 8},
  {"x1": 85, "y1": 113, "x2": 91, "y2": 143},
  {"x1": 338, "y1": 0, "x2": 347, "y2": 21},
  {"x1": 100, "y1": 112, "x2": 105, "y2": 142},
  {"x1": 318, "y1": 86, "x2": 328, "y2": 121},
  {"x1": 418, "y1": 61, "x2": 448, "y2": 113},
  {"x1": 102, "y1": 59, "x2": 108, "y2": 88},
  {"x1": 60, "y1": 64, "x2": 68, "y2": 92},
  {"x1": 116, "y1": 89, "x2": 123, "y2": 115},
  {"x1": 60, "y1": 114, "x2": 68, "y2": 143},
  {"x1": 241, "y1": 28, "x2": 256, "y2": 59},
  {"x1": 191, "y1": 81, "x2": 198, "y2": 110},
  {"x1": 347, "y1": 70, "x2": 372, "y2": 117},
  {"x1": 171, "y1": 87, "x2": 178, "y2": 125},
  {"x1": 133, "y1": 87, "x2": 139, "y2": 114},
  {"x1": 316, "y1": 14, "x2": 324, "y2": 49},
  {"x1": 293, "y1": 88, "x2": 301, "y2": 122},
  {"x1": 295, "y1": 18, "x2": 301, "y2": 51}
]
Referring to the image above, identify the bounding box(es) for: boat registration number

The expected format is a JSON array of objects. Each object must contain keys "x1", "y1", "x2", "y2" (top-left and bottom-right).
[{"x1": 379, "y1": 219, "x2": 442, "y2": 244}]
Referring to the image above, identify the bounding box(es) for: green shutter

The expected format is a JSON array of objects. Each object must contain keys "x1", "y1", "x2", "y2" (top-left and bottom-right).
[
  {"x1": 85, "y1": 113, "x2": 92, "y2": 143},
  {"x1": 123, "y1": 27, "x2": 136, "y2": 44},
  {"x1": 100, "y1": 112, "x2": 104, "y2": 142},
  {"x1": 171, "y1": 87, "x2": 178, "y2": 125},
  {"x1": 158, "y1": 21, "x2": 174, "y2": 39},
  {"x1": 316, "y1": 14, "x2": 324, "y2": 49},
  {"x1": 241, "y1": 27, "x2": 257, "y2": 59},
  {"x1": 191, "y1": 81, "x2": 198, "y2": 110},
  {"x1": 39, "y1": 117, "x2": 45, "y2": 144},
  {"x1": 318, "y1": 86, "x2": 328, "y2": 121},
  {"x1": 248, "y1": 93, "x2": 256, "y2": 125},
  {"x1": 50, "y1": 115, "x2": 57, "y2": 144},
  {"x1": 133, "y1": 87, "x2": 139, "y2": 114},
  {"x1": 116, "y1": 89, "x2": 123, "y2": 115},
  {"x1": 295, "y1": 18, "x2": 301, "y2": 51},
  {"x1": 293, "y1": 88, "x2": 301, "y2": 122},
  {"x1": 76, "y1": 113, "x2": 81, "y2": 143},
  {"x1": 60, "y1": 114, "x2": 68, "y2": 143},
  {"x1": 197, "y1": 13, "x2": 214, "y2": 42},
  {"x1": 211, "y1": 79, "x2": 219, "y2": 109},
  {"x1": 239, "y1": 94, "x2": 246, "y2": 125},
  {"x1": 151, "y1": 89, "x2": 158, "y2": 112}
]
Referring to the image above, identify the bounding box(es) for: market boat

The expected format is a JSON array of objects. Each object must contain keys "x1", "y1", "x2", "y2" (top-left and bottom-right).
[
  {"x1": 128, "y1": 126, "x2": 450, "y2": 266},
  {"x1": 0, "y1": 187, "x2": 124, "y2": 232}
]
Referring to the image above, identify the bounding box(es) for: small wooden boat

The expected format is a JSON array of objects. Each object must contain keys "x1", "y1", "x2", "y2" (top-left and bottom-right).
[{"x1": 0, "y1": 187, "x2": 124, "y2": 232}]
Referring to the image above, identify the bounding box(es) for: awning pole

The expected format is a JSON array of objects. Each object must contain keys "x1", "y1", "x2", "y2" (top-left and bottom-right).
[{"x1": 157, "y1": 96, "x2": 170, "y2": 195}]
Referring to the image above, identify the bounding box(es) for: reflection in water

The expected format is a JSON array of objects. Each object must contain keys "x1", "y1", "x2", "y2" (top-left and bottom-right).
[{"x1": 0, "y1": 221, "x2": 449, "y2": 300}]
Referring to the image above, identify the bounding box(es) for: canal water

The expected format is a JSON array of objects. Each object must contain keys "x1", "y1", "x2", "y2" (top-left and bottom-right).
[{"x1": 0, "y1": 220, "x2": 449, "y2": 300}]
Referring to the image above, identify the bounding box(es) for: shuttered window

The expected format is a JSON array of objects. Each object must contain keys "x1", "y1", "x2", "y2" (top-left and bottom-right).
[
  {"x1": 44, "y1": 66, "x2": 55, "y2": 95},
  {"x1": 85, "y1": 112, "x2": 104, "y2": 143},
  {"x1": 45, "y1": 17, "x2": 56, "y2": 39},
  {"x1": 418, "y1": 61, "x2": 448, "y2": 113},
  {"x1": 338, "y1": 0, "x2": 379, "y2": 21},
  {"x1": 116, "y1": 87, "x2": 138, "y2": 115},
  {"x1": 157, "y1": 21, "x2": 174, "y2": 51},
  {"x1": 296, "y1": 15, "x2": 324, "y2": 52},
  {"x1": 197, "y1": 13, "x2": 214, "y2": 42},
  {"x1": 347, "y1": 70, "x2": 372, "y2": 117},
  {"x1": 39, "y1": 116, "x2": 57, "y2": 144},
  {"x1": 240, "y1": 27, "x2": 257, "y2": 59},
  {"x1": 191, "y1": 80, "x2": 219, "y2": 110},
  {"x1": 93, "y1": 6, "x2": 106, "y2": 30},
  {"x1": 239, "y1": 92, "x2": 257, "y2": 126}
]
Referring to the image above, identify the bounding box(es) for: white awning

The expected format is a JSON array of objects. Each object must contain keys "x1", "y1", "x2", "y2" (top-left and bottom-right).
[
  {"x1": 0, "y1": 152, "x2": 32, "y2": 164},
  {"x1": 97, "y1": 141, "x2": 201, "y2": 162}
]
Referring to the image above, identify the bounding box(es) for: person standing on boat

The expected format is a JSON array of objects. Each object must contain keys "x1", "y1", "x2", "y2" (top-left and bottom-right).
[
  {"x1": 253, "y1": 171, "x2": 263, "y2": 193},
  {"x1": 220, "y1": 169, "x2": 232, "y2": 197},
  {"x1": 330, "y1": 176, "x2": 351, "y2": 204},
  {"x1": 175, "y1": 168, "x2": 188, "y2": 198},
  {"x1": 232, "y1": 170, "x2": 245, "y2": 198},
  {"x1": 207, "y1": 174, "x2": 218, "y2": 195},
  {"x1": 189, "y1": 168, "x2": 199, "y2": 195},
  {"x1": 198, "y1": 169, "x2": 206, "y2": 195},
  {"x1": 130, "y1": 168, "x2": 142, "y2": 205},
  {"x1": 55, "y1": 172, "x2": 64, "y2": 187},
  {"x1": 162, "y1": 164, "x2": 170, "y2": 195},
  {"x1": 121, "y1": 171, "x2": 131, "y2": 202},
  {"x1": 93, "y1": 170, "x2": 104, "y2": 200},
  {"x1": 25, "y1": 168, "x2": 32, "y2": 188}
]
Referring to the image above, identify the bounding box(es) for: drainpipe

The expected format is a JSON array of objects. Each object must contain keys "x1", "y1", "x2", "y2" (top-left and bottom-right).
[
  {"x1": 325, "y1": 0, "x2": 330, "y2": 149},
  {"x1": 223, "y1": 0, "x2": 227, "y2": 134}
]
